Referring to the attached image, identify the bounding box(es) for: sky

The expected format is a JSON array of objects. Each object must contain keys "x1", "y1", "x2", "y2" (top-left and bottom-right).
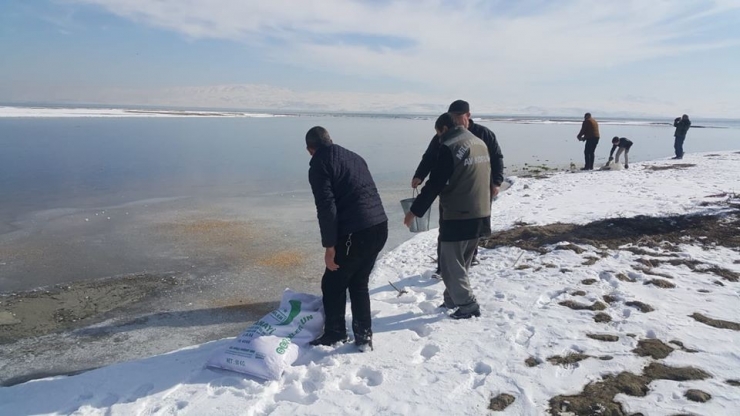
[{"x1": 1, "y1": 0, "x2": 739, "y2": 117}]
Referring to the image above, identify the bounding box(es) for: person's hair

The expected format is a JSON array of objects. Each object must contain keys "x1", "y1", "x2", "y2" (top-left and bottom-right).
[
  {"x1": 435, "y1": 113, "x2": 455, "y2": 131},
  {"x1": 305, "y1": 126, "x2": 333, "y2": 149},
  {"x1": 584, "y1": 113, "x2": 591, "y2": 119},
  {"x1": 612, "y1": 136, "x2": 619, "y2": 143}
]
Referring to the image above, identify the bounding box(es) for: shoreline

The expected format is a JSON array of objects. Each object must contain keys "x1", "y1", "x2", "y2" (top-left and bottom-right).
[{"x1": 1, "y1": 151, "x2": 739, "y2": 393}]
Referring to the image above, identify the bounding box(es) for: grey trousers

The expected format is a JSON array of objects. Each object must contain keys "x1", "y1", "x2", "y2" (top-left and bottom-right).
[
  {"x1": 615, "y1": 147, "x2": 629, "y2": 165},
  {"x1": 439, "y1": 238, "x2": 480, "y2": 313}
]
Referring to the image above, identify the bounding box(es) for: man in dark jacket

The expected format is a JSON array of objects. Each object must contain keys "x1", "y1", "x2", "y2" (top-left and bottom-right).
[
  {"x1": 608, "y1": 136, "x2": 633, "y2": 169},
  {"x1": 305, "y1": 126, "x2": 388, "y2": 351},
  {"x1": 411, "y1": 100, "x2": 504, "y2": 271},
  {"x1": 577, "y1": 112, "x2": 600, "y2": 170},
  {"x1": 673, "y1": 114, "x2": 691, "y2": 159},
  {"x1": 404, "y1": 113, "x2": 491, "y2": 320}
]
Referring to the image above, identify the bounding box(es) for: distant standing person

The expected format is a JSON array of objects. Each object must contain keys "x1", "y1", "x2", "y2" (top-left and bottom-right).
[
  {"x1": 305, "y1": 126, "x2": 388, "y2": 351},
  {"x1": 576, "y1": 113, "x2": 600, "y2": 170},
  {"x1": 404, "y1": 113, "x2": 491, "y2": 320},
  {"x1": 673, "y1": 114, "x2": 691, "y2": 159},
  {"x1": 411, "y1": 100, "x2": 504, "y2": 271},
  {"x1": 608, "y1": 136, "x2": 633, "y2": 169}
]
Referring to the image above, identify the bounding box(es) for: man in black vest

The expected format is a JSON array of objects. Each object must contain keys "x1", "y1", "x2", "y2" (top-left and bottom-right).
[
  {"x1": 405, "y1": 113, "x2": 491, "y2": 319},
  {"x1": 411, "y1": 100, "x2": 504, "y2": 273},
  {"x1": 305, "y1": 126, "x2": 388, "y2": 351}
]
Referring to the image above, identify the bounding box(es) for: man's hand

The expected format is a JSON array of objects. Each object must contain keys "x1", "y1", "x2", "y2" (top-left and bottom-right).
[
  {"x1": 404, "y1": 211, "x2": 417, "y2": 228},
  {"x1": 491, "y1": 185, "x2": 500, "y2": 198},
  {"x1": 411, "y1": 177, "x2": 422, "y2": 189},
  {"x1": 324, "y1": 247, "x2": 339, "y2": 271}
]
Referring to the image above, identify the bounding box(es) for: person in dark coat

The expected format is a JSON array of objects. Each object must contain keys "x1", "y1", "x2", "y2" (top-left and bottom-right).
[
  {"x1": 673, "y1": 114, "x2": 691, "y2": 159},
  {"x1": 577, "y1": 112, "x2": 600, "y2": 170},
  {"x1": 411, "y1": 100, "x2": 504, "y2": 272},
  {"x1": 305, "y1": 126, "x2": 388, "y2": 351},
  {"x1": 404, "y1": 113, "x2": 491, "y2": 319},
  {"x1": 608, "y1": 136, "x2": 633, "y2": 169}
]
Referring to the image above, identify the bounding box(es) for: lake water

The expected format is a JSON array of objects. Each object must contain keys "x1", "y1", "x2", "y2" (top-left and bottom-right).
[{"x1": 0, "y1": 111, "x2": 738, "y2": 293}]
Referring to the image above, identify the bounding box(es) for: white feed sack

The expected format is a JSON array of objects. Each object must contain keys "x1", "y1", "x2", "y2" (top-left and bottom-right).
[{"x1": 207, "y1": 289, "x2": 324, "y2": 380}]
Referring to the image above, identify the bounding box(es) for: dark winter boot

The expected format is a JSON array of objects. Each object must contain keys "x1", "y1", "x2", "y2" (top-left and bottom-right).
[
  {"x1": 450, "y1": 307, "x2": 481, "y2": 320},
  {"x1": 309, "y1": 332, "x2": 349, "y2": 347},
  {"x1": 353, "y1": 325, "x2": 373, "y2": 352}
]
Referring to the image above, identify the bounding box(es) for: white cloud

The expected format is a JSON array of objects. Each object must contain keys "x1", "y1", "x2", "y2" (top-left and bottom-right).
[
  {"x1": 27, "y1": 0, "x2": 740, "y2": 116},
  {"x1": 71, "y1": 0, "x2": 740, "y2": 85}
]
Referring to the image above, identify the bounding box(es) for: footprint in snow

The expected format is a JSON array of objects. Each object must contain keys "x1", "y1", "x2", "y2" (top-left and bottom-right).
[
  {"x1": 413, "y1": 344, "x2": 440, "y2": 363},
  {"x1": 410, "y1": 323, "x2": 433, "y2": 338},
  {"x1": 514, "y1": 325, "x2": 535, "y2": 346},
  {"x1": 274, "y1": 382, "x2": 319, "y2": 405},
  {"x1": 340, "y1": 367, "x2": 384, "y2": 395}
]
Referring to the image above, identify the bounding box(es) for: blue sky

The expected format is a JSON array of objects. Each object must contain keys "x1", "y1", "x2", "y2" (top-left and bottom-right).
[{"x1": 1, "y1": 0, "x2": 739, "y2": 117}]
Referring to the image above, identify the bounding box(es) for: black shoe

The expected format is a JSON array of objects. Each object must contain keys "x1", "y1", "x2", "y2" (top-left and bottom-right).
[
  {"x1": 580, "y1": 167, "x2": 589, "y2": 171},
  {"x1": 309, "y1": 333, "x2": 349, "y2": 346},
  {"x1": 624, "y1": 164, "x2": 629, "y2": 169},
  {"x1": 671, "y1": 156, "x2": 682, "y2": 160},
  {"x1": 431, "y1": 269, "x2": 442, "y2": 279},
  {"x1": 450, "y1": 308, "x2": 481, "y2": 320},
  {"x1": 471, "y1": 257, "x2": 480, "y2": 266},
  {"x1": 355, "y1": 338, "x2": 373, "y2": 352}
]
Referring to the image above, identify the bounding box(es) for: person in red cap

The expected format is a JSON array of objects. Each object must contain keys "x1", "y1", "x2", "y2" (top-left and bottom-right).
[{"x1": 411, "y1": 100, "x2": 504, "y2": 275}]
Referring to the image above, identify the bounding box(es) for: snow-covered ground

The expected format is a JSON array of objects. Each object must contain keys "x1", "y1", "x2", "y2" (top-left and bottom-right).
[{"x1": 2, "y1": 151, "x2": 739, "y2": 415}]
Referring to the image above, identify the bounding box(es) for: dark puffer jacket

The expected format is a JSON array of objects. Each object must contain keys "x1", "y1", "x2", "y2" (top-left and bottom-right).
[
  {"x1": 309, "y1": 144, "x2": 387, "y2": 248},
  {"x1": 413, "y1": 119, "x2": 504, "y2": 186},
  {"x1": 674, "y1": 117, "x2": 691, "y2": 138}
]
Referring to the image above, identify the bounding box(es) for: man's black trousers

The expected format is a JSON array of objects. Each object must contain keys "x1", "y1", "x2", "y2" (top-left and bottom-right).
[
  {"x1": 584, "y1": 137, "x2": 600, "y2": 169},
  {"x1": 321, "y1": 221, "x2": 388, "y2": 341}
]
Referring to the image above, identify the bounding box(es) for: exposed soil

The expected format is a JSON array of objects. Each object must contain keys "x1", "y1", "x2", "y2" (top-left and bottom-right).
[
  {"x1": 554, "y1": 244, "x2": 586, "y2": 254},
  {"x1": 603, "y1": 295, "x2": 619, "y2": 304},
  {"x1": 0, "y1": 274, "x2": 179, "y2": 344},
  {"x1": 559, "y1": 300, "x2": 607, "y2": 311},
  {"x1": 625, "y1": 301, "x2": 654, "y2": 313},
  {"x1": 525, "y1": 357, "x2": 542, "y2": 367},
  {"x1": 587, "y1": 334, "x2": 619, "y2": 342},
  {"x1": 581, "y1": 279, "x2": 597, "y2": 285},
  {"x1": 643, "y1": 362, "x2": 711, "y2": 381},
  {"x1": 481, "y1": 211, "x2": 740, "y2": 253},
  {"x1": 632, "y1": 339, "x2": 675, "y2": 359},
  {"x1": 549, "y1": 363, "x2": 711, "y2": 415},
  {"x1": 547, "y1": 353, "x2": 591, "y2": 366},
  {"x1": 669, "y1": 340, "x2": 698, "y2": 353},
  {"x1": 685, "y1": 389, "x2": 711, "y2": 403},
  {"x1": 616, "y1": 273, "x2": 637, "y2": 283},
  {"x1": 646, "y1": 163, "x2": 697, "y2": 171},
  {"x1": 489, "y1": 393, "x2": 516, "y2": 411},
  {"x1": 594, "y1": 313, "x2": 612, "y2": 323},
  {"x1": 726, "y1": 380, "x2": 740, "y2": 386},
  {"x1": 547, "y1": 353, "x2": 612, "y2": 367},
  {"x1": 639, "y1": 258, "x2": 739, "y2": 282},
  {"x1": 582, "y1": 257, "x2": 599, "y2": 266},
  {"x1": 571, "y1": 290, "x2": 587, "y2": 296},
  {"x1": 690, "y1": 312, "x2": 740, "y2": 331},
  {"x1": 644, "y1": 279, "x2": 676, "y2": 289}
]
